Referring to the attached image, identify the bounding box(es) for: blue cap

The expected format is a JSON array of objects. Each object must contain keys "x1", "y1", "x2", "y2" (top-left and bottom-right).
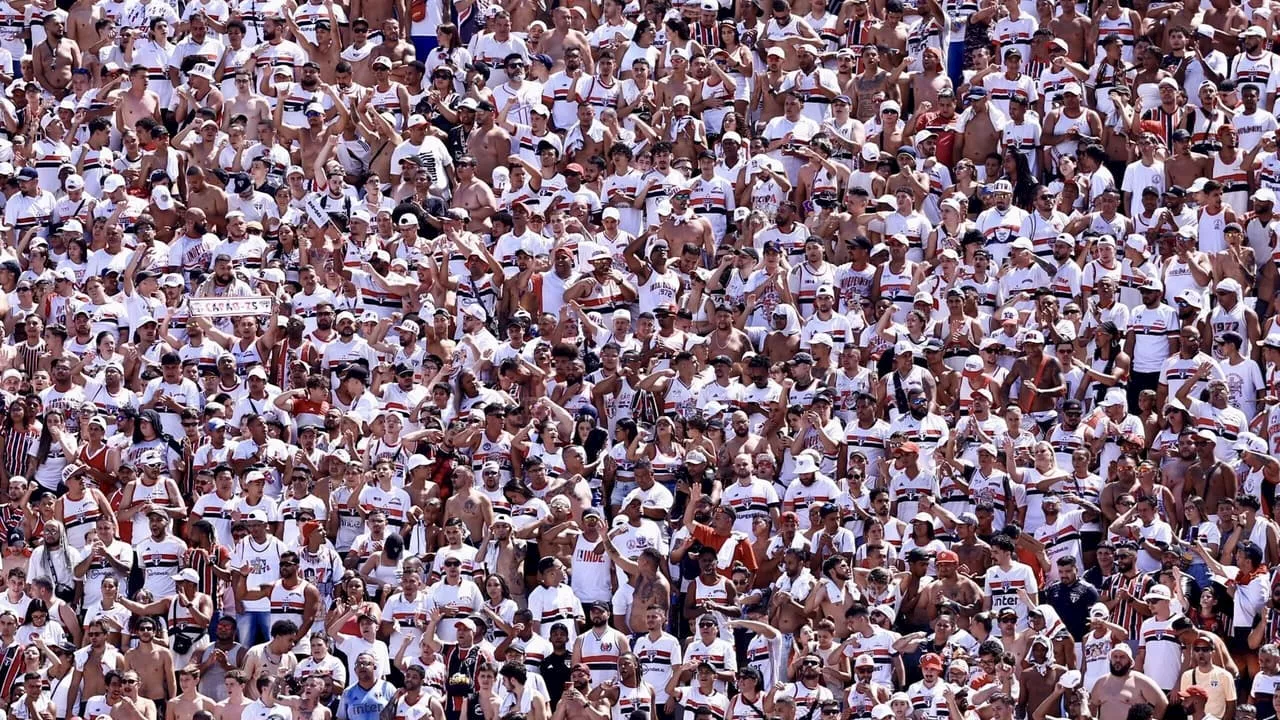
[
  {"x1": 16, "y1": 167, "x2": 37, "y2": 181},
  {"x1": 896, "y1": 146, "x2": 919, "y2": 159},
  {"x1": 966, "y1": 85, "x2": 988, "y2": 99},
  {"x1": 531, "y1": 53, "x2": 554, "y2": 68}
]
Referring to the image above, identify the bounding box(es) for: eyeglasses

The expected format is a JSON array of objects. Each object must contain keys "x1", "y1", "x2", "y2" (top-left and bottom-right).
[
  {"x1": 444, "y1": 560, "x2": 462, "y2": 567},
  {"x1": 280, "y1": 560, "x2": 298, "y2": 567},
  {"x1": 182, "y1": 422, "x2": 198, "y2": 427},
  {"x1": 123, "y1": 679, "x2": 138, "y2": 685}
]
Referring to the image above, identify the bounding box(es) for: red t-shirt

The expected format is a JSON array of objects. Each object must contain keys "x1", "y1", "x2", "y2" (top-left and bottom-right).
[{"x1": 692, "y1": 522, "x2": 759, "y2": 576}]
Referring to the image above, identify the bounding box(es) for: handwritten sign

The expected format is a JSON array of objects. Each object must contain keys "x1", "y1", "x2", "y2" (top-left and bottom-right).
[
  {"x1": 189, "y1": 295, "x2": 274, "y2": 318},
  {"x1": 304, "y1": 194, "x2": 332, "y2": 228}
]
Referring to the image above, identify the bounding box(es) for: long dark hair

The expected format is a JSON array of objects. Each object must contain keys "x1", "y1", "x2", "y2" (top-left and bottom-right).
[
  {"x1": 3, "y1": 396, "x2": 33, "y2": 433},
  {"x1": 33, "y1": 409, "x2": 64, "y2": 468}
]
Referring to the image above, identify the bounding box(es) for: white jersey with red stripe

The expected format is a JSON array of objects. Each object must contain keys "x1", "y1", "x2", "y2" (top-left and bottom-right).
[
  {"x1": 685, "y1": 637, "x2": 737, "y2": 694},
  {"x1": 577, "y1": 627, "x2": 629, "y2": 685},
  {"x1": 1214, "y1": 152, "x2": 1250, "y2": 215},
  {"x1": 678, "y1": 687, "x2": 729, "y2": 720},
  {"x1": 634, "y1": 632, "x2": 681, "y2": 703},
  {"x1": 984, "y1": 562, "x2": 1038, "y2": 629},
  {"x1": 688, "y1": 175, "x2": 735, "y2": 243}
]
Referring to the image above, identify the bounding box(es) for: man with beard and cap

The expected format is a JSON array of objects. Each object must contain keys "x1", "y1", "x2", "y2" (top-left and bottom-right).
[
  {"x1": 921, "y1": 550, "x2": 983, "y2": 625},
  {"x1": 570, "y1": 601, "x2": 628, "y2": 686},
  {"x1": 319, "y1": 311, "x2": 378, "y2": 380},
  {"x1": 1088, "y1": 644, "x2": 1167, "y2": 720},
  {"x1": 887, "y1": 385, "x2": 948, "y2": 473}
]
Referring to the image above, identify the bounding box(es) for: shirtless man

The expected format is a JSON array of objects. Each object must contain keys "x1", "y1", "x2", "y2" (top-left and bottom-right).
[
  {"x1": 706, "y1": 304, "x2": 751, "y2": 363},
  {"x1": 284, "y1": 15, "x2": 341, "y2": 82},
  {"x1": 602, "y1": 531, "x2": 669, "y2": 633},
  {"x1": 1000, "y1": 331, "x2": 1065, "y2": 431},
  {"x1": 68, "y1": 619, "x2": 128, "y2": 720},
  {"x1": 1166, "y1": 132, "x2": 1213, "y2": 192},
  {"x1": 806, "y1": 554, "x2": 857, "y2": 623},
  {"x1": 655, "y1": 192, "x2": 713, "y2": 256},
  {"x1": 215, "y1": 671, "x2": 252, "y2": 720},
  {"x1": 183, "y1": 175, "x2": 227, "y2": 234},
  {"x1": 1018, "y1": 636, "x2": 1065, "y2": 716},
  {"x1": 906, "y1": 48, "x2": 952, "y2": 109},
  {"x1": 442, "y1": 467, "x2": 493, "y2": 542},
  {"x1": 112, "y1": 670, "x2": 159, "y2": 720},
  {"x1": 167, "y1": 668, "x2": 216, "y2": 720},
  {"x1": 850, "y1": 46, "x2": 895, "y2": 123},
  {"x1": 32, "y1": 12, "x2": 80, "y2": 98},
  {"x1": 369, "y1": 19, "x2": 414, "y2": 78},
  {"x1": 223, "y1": 75, "x2": 272, "y2": 137},
  {"x1": 768, "y1": 548, "x2": 813, "y2": 635},
  {"x1": 1048, "y1": 0, "x2": 1092, "y2": 63},
  {"x1": 541, "y1": 7, "x2": 592, "y2": 72},
  {"x1": 465, "y1": 104, "x2": 512, "y2": 186},
  {"x1": 275, "y1": 101, "x2": 341, "y2": 167},
  {"x1": 871, "y1": 1, "x2": 910, "y2": 59},
  {"x1": 1186, "y1": 432, "x2": 1237, "y2": 514},
  {"x1": 68, "y1": 0, "x2": 101, "y2": 54},
  {"x1": 124, "y1": 618, "x2": 175, "y2": 718},
  {"x1": 752, "y1": 49, "x2": 789, "y2": 123},
  {"x1": 657, "y1": 51, "x2": 699, "y2": 111},
  {"x1": 175, "y1": 119, "x2": 225, "y2": 171},
  {"x1": 117, "y1": 65, "x2": 162, "y2": 132},
  {"x1": 720, "y1": 412, "x2": 766, "y2": 470},
  {"x1": 476, "y1": 515, "x2": 528, "y2": 602},
  {"x1": 954, "y1": 89, "x2": 1002, "y2": 165},
  {"x1": 920, "y1": 550, "x2": 983, "y2": 624},
  {"x1": 1088, "y1": 645, "x2": 1168, "y2": 720}
]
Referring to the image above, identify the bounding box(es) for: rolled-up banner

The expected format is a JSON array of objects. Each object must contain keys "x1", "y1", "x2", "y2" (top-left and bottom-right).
[{"x1": 189, "y1": 295, "x2": 274, "y2": 317}]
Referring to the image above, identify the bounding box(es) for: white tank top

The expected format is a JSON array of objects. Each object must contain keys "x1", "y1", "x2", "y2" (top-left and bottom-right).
[
  {"x1": 1198, "y1": 206, "x2": 1228, "y2": 253},
  {"x1": 1210, "y1": 303, "x2": 1249, "y2": 359},
  {"x1": 129, "y1": 478, "x2": 174, "y2": 544},
  {"x1": 877, "y1": 261, "x2": 916, "y2": 322},
  {"x1": 61, "y1": 493, "x2": 103, "y2": 548},
  {"x1": 570, "y1": 535, "x2": 614, "y2": 604},
  {"x1": 613, "y1": 684, "x2": 654, "y2": 720},
  {"x1": 1082, "y1": 629, "x2": 1115, "y2": 692},
  {"x1": 638, "y1": 270, "x2": 681, "y2": 313}
]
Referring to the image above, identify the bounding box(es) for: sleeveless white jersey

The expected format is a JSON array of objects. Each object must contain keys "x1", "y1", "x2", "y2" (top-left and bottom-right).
[{"x1": 570, "y1": 534, "x2": 613, "y2": 604}]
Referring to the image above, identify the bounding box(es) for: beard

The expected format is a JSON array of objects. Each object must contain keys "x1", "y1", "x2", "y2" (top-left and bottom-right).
[
  {"x1": 910, "y1": 408, "x2": 927, "y2": 420},
  {"x1": 590, "y1": 617, "x2": 607, "y2": 628},
  {"x1": 1109, "y1": 661, "x2": 1131, "y2": 677}
]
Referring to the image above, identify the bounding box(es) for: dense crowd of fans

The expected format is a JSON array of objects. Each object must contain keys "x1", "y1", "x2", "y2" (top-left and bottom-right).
[{"x1": 3, "y1": 1, "x2": 1280, "y2": 720}]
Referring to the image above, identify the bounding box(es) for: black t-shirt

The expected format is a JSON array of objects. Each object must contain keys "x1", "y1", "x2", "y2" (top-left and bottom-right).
[{"x1": 541, "y1": 650, "x2": 573, "y2": 709}]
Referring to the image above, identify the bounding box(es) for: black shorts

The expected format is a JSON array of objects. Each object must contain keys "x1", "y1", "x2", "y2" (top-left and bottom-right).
[{"x1": 1230, "y1": 626, "x2": 1253, "y2": 654}]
